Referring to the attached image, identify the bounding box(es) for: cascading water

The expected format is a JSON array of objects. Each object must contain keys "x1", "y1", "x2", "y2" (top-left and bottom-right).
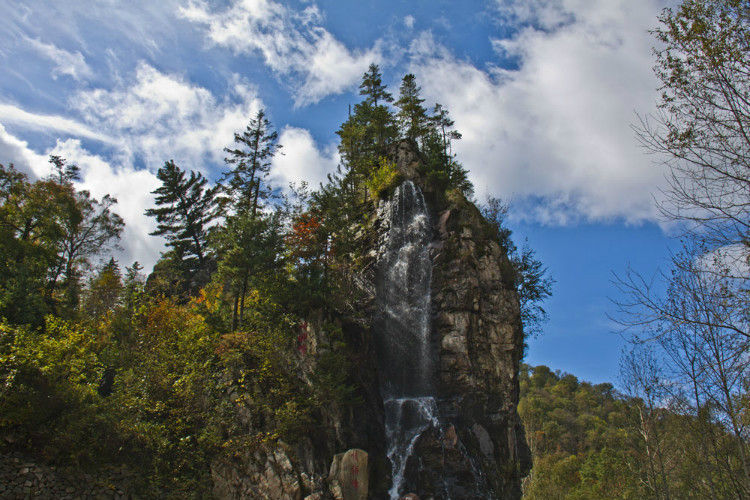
[{"x1": 376, "y1": 180, "x2": 438, "y2": 499}]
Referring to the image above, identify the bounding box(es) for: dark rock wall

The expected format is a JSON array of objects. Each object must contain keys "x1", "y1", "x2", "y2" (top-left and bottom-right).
[
  {"x1": 429, "y1": 198, "x2": 531, "y2": 499},
  {"x1": 393, "y1": 139, "x2": 531, "y2": 498}
]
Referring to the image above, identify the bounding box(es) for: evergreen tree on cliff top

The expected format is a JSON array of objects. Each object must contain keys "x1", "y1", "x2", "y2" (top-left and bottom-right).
[
  {"x1": 358, "y1": 64, "x2": 399, "y2": 156},
  {"x1": 395, "y1": 73, "x2": 430, "y2": 144},
  {"x1": 359, "y1": 63, "x2": 392, "y2": 106},
  {"x1": 337, "y1": 64, "x2": 398, "y2": 189}
]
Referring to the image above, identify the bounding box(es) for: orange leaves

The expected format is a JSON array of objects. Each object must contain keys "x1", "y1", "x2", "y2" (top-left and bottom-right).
[{"x1": 286, "y1": 212, "x2": 327, "y2": 261}]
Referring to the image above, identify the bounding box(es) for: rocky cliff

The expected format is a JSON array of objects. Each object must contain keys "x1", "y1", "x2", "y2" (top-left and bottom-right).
[
  {"x1": 214, "y1": 140, "x2": 530, "y2": 499},
  {"x1": 392, "y1": 141, "x2": 531, "y2": 499}
]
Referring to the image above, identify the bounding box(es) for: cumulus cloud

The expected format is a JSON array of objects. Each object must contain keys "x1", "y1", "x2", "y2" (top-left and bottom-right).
[
  {"x1": 70, "y1": 62, "x2": 262, "y2": 173},
  {"x1": 180, "y1": 0, "x2": 381, "y2": 106},
  {"x1": 271, "y1": 126, "x2": 338, "y2": 190},
  {"x1": 25, "y1": 37, "x2": 92, "y2": 81},
  {"x1": 404, "y1": 15, "x2": 416, "y2": 29},
  {"x1": 0, "y1": 123, "x2": 49, "y2": 177},
  {"x1": 409, "y1": 0, "x2": 666, "y2": 224}
]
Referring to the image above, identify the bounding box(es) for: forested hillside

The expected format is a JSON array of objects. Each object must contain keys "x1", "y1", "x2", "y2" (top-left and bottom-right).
[
  {"x1": 0, "y1": 0, "x2": 747, "y2": 498},
  {"x1": 519, "y1": 365, "x2": 746, "y2": 499}
]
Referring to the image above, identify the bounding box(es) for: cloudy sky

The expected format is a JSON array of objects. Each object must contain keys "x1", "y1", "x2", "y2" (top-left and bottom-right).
[{"x1": 0, "y1": 0, "x2": 675, "y2": 383}]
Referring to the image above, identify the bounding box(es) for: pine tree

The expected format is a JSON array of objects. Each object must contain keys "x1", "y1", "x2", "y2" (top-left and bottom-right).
[
  {"x1": 145, "y1": 160, "x2": 219, "y2": 287},
  {"x1": 122, "y1": 261, "x2": 144, "y2": 314},
  {"x1": 82, "y1": 257, "x2": 123, "y2": 320},
  {"x1": 359, "y1": 63, "x2": 393, "y2": 106},
  {"x1": 395, "y1": 73, "x2": 429, "y2": 143},
  {"x1": 430, "y1": 103, "x2": 462, "y2": 160},
  {"x1": 218, "y1": 110, "x2": 283, "y2": 330},
  {"x1": 222, "y1": 109, "x2": 281, "y2": 218}
]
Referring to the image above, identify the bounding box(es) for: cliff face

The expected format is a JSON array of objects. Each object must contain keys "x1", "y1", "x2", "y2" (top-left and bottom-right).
[
  {"x1": 214, "y1": 141, "x2": 529, "y2": 499},
  {"x1": 392, "y1": 141, "x2": 531, "y2": 499},
  {"x1": 428, "y1": 190, "x2": 531, "y2": 499}
]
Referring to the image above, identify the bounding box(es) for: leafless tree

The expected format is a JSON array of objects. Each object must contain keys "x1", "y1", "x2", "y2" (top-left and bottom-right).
[{"x1": 635, "y1": 0, "x2": 750, "y2": 249}]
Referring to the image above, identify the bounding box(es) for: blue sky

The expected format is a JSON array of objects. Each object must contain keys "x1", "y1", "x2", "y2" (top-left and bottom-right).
[{"x1": 0, "y1": 0, "x2": 676, "y2": 384}]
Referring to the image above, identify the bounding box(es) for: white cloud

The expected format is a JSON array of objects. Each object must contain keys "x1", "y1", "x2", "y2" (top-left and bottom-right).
[
  {"x1": 50, "y1": 139, "x2": 164, "y2": 271},
  {"x1": 70, "y1": 62, "x2": 262, "y2": 173},
  {"x1": 404, "y1": 15, "x2": 416, "y2": 29},
  {"x1": 0, "y1": 103, "x2": 114, "y2": 143},
  {"x1": 271, "y1": 126, "x2": 338, "y2": 190},
  {"x1": 0, "y1": 123, "x2": 49, "y2": 178},
  {"x1": 25, "y1": 37, "x2": 92, "y2": 81},
  {"x1": 409, "y1": 0, "x2": 666, "y2": 224},
  {"x1": 180, "y1": 0, "x2": 381, "y2": 105},
  {"x1": 1, "y1": 64, "x2": 262, "y2": 269}
]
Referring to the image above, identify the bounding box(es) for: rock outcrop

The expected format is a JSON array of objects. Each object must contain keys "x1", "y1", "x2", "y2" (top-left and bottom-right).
[
  {"x1": 427, "y1": 195, "x2": 531, "y2": 498},
  {"x1": 382, "y1": 140, "x2": 531, "y2": 498},
  {"x1": 211, "y1": 140, "x2": 529, "y2": 499}
]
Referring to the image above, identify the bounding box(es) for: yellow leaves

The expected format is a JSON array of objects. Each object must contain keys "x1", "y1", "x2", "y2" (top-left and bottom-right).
[
  {"x1": 192, "y1": 281, "x2": 223, "y2": 313},
  {"x1": 366, "y1": 157, "x2": 402, "y2": 199}
]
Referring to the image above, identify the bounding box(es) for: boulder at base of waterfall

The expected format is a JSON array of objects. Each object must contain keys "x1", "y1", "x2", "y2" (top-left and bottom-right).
[{"x1": 328, "y1": 448, "x2": 368, "y2": 500}]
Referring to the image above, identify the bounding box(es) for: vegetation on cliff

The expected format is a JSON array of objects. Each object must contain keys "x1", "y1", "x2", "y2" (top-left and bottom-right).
[{"x1": 0, "y1": 0, "x2": 746, "y2": 496}]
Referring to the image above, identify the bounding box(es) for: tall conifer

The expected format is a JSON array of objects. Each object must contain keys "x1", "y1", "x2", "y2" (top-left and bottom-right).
[
  {"x1": 222, "y1": 109, "x2": 281, "y2": 218},
  {"x1": 145, "y1": 160, "x2": 219, "y2": 282},
  {"x1": 395, "y1": 73, "x2": 429, "y2": 143}
]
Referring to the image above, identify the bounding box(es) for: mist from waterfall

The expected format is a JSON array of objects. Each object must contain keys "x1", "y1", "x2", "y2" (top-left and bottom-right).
[{"x1": 376, "y1": 180, "x2": 438, "y2": 499}]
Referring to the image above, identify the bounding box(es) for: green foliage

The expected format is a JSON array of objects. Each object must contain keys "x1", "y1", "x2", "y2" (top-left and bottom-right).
[
  {"x1": 0, "y1": 159, "x2": 123, "y2": 326},
  {"x1": 366, "y1": 157, "x2": 402, "y2": 198},
  {"x1": 145, "y1": 160, "x2": 219, "y2": 295},
  {"x1": 520, "y1": 365, "x2": 648, "y2": 499},
  {"x1": 0, "y1": 318, "x2": 107, "y2": 463},
  {"x1": 520, "y1": 364, "x2": 746, "y2": 499}
]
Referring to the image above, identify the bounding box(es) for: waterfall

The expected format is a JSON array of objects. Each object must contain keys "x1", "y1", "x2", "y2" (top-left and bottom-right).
[{"x1": 376, "y1": 180, "x2": 438, "y2": 499}]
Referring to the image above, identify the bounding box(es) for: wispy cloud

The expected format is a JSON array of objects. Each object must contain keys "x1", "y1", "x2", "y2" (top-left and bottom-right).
[
  {"x1": 0, "y1": 103, "x2": 113, "y2": 143},
  {"x1": 25, "y1": 37, "x2": 92, "y2": 81},
  {"x1": 70, "y1": 62, "x2": 262, "y2": 173},
  {"x1": 180, "y1": 0, "x2": 382, "y2": 106}
]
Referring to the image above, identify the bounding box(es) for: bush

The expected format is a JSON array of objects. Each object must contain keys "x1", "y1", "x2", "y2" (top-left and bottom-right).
[{"x1": 366, "y1": 157, "x2": 402, "y2": 198}]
